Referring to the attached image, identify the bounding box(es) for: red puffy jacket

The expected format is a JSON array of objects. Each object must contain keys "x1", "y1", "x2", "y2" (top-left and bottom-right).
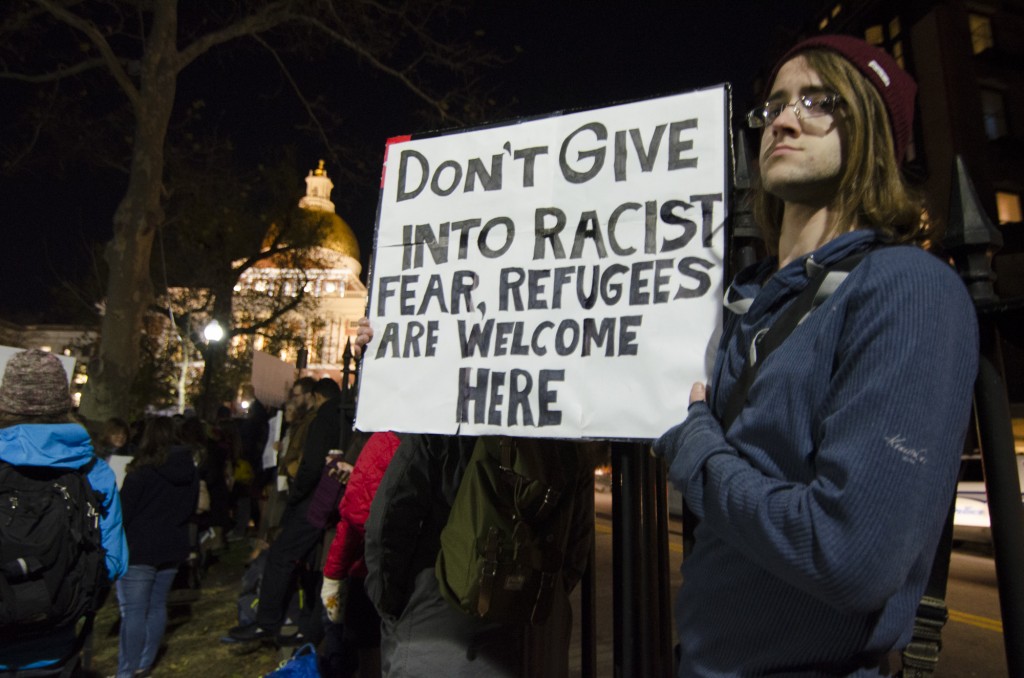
[{"x1": 323, "y1": 431, "x2": 400, "y2": 580}]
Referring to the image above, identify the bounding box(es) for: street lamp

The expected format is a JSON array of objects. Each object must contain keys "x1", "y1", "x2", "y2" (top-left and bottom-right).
[
  {"x1": 176, "y1": 317, "x2": 226, "y2": 414},
  {"x1": 203, "y1": 319, "x2": 225, "y2": 343},
  {"x1": 179, "y1": 317, "x2": 229, "y2": 413},
  {"x1": 197, "y1": 318, "x2": 228, "y2": 420}
]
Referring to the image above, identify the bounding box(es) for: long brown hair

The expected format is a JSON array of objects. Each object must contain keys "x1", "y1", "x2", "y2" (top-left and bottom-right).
[
  {"x1": 128, "y1": 416, "x2": 177, "y2": 472},
  {"x1": 753, "y1": 49, "x2": 930, "y2": 253}
]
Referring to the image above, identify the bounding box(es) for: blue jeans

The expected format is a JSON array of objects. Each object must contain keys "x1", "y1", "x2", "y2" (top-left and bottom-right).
[{"x1": 115, "y1": 565, "x2": 178, "y2": 678}]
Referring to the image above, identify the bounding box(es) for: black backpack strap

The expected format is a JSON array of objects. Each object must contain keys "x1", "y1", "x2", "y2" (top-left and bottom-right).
[
  {"x1": 477, "y1": 526, "x2": 500, "y2": 618},
  {"x1": 719, "y1": 250, "x2": 869, "y2": 431},
  {"x1": 683, "y1": 251, "x2": 870, "y2": 557},
  {"x1": 900, "y1": 492, "x2": 956, "y2": 677}
]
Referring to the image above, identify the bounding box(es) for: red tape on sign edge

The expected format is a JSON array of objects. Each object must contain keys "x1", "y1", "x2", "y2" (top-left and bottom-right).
[{"x1": 381, "y1": 135, "x2": 413, "y2": 188}]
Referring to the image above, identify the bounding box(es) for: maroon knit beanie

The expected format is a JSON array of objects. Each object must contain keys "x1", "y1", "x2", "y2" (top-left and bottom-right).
[
  {"x1": 0, "y1": 349, "x2": 72, "y2": 416},
  {"x1": 768, "y1": 35, "x2": 917, "y2": 163}
]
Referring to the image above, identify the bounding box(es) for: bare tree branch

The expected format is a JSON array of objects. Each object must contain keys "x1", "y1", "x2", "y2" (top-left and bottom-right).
[
  {"x1": 2, "y1": 94, "x2": 49, "y2": 173},
  {"x1": 30, "y1": 0, "x2": 141, "y2": 108},
  {"x1": 293, "y1": 14, "x2": 460, "y2": 123},
  {"x1": 351, "y1": 1, "x2": 477, "y2": 72},
  {"x1": 250, "y1": 34, "x2": 334, "y2": 155},
  {"x1": 0, "y1": 57, "x2": 106, "y2": 82},
  {"x1": 173, "y1": 2, "x2": 293, "y2": 71},
  {"x1": 230, "y1": 286, "x2": 310, "y2": 337},
  {"x1": 230, "y1": 240, "x2": 328, "y2": 279}
]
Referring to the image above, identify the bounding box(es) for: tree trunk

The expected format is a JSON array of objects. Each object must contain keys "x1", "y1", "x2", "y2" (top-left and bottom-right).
[{"x1": 77, "y1": 4, "x2": 179, "y2": 423}]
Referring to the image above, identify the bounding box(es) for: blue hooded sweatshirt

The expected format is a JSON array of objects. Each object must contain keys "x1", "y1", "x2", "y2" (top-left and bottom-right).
[{"x1": 0, "y1": 422, "x2": 129, "y2": 669}]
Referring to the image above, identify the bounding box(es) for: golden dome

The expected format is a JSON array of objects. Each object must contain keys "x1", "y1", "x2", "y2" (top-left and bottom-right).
[
  {"x1": 297, "y1": 161, "x2": 359, "y2": 261},
  {"x1": 321, "y1": 212, "x2": 360, "y2": 261}
]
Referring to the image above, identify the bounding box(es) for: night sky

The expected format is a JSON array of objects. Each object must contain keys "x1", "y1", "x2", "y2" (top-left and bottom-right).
[{"x1": 0, "y1": 2, "x2": 822, "y2": 322}]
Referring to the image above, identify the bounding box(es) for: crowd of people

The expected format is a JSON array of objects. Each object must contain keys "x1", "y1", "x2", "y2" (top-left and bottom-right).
[
  {"x1": 0, "y1": 32, "x2": 982, "y2": 678},
  {"x1": 0, "y1": 352, "x2": 318, "y2": 677},
  {"x1": 0, "y1": 349, "x2": 597, "y2": 677}
]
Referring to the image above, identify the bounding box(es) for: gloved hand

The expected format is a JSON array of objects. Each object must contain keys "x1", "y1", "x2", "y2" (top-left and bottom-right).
[{"x1": 321, "y1": 577, "x2": 349, "y2": 624}]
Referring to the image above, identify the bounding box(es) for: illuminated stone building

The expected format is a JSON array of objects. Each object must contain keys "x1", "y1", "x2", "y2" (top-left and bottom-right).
[{"x1": 235, "y1": 161, "x2": 367, "y2": 375}]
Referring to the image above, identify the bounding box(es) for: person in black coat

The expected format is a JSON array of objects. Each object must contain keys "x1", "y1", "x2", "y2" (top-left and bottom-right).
[{"x1": 115, "y1": 417, "x2": 198, "y2": 678}]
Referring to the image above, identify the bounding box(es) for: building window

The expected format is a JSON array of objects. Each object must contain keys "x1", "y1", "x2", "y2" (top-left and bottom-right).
[
  {"x1": 981, "y1": 88, "x2": 1008, "y2": 139},
  {"x1": 891, "y1": 40, "x2": 905, "y2": 68},
  {"x1": 889, "y1": 16, "x2": 902, "y2": 39},
  {"x1": 997, "y1": 192, "x2": 1023, "y2": 224},
  {"x1": 864, "y1": 21, "x2": 904, "y2": 67},
  {"x1": 820, "y1": 3, "x2": 842, "y2": 29},
  {"x1": 969, "y1": 13, "x2": 994, "y2": 55}
]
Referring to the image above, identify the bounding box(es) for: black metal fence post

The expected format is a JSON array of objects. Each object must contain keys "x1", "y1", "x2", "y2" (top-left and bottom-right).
[
  {"x1": 611, "y1": 442, "x2": 672, "y2": 677},
  {"x1": 339, "y1": 338, "x2": 358, "y2": 451},
  {"x1": 730, "y1": 128, "x2": 765, "y2": 274},
  {"x1": 580, "y1": 488, "x2": 597, "y2": 678},
  {"x1": 651, "y1": 450, "x2": 673, "y2": 674},
  {"x1": 944, "y1": 155, "x2": 1024, "y2": 677},
  {"x1": 611, "y1": 443, "x2": 635, "y2": 674}
]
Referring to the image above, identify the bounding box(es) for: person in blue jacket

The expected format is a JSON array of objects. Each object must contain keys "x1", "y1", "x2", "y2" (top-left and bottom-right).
[
  {"x1": 654, "y1": 36, "x2": 979, "y2": 676},
  {"x1": 0, "y1": 349, "x2": 128, "y2": 673}
]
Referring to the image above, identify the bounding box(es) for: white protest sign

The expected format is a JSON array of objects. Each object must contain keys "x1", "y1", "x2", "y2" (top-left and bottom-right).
[
  {"x1": 356, "y1": 85, "x2": 728, "y2": 439},
  {"x1": 263, "y1": 411, "x2": 282, "y2": 471},
  {"x1": 251, "y1": 350, "x2": 294, "y2": 409}
]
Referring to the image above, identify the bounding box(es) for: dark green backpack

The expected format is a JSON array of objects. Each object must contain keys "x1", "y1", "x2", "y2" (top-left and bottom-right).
[{"x1": 435, "y1": 437, "x2": 577, "y2": 625}]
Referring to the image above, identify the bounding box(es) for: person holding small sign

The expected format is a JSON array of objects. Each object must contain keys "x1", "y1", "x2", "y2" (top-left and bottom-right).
[{"x1": 653, "y1": 36, "x2": 978, "y2": 676}]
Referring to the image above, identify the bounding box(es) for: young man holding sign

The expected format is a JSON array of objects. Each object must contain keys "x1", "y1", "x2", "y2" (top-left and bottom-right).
[{"x1": 654, "y1": 36, "x2": 978, "y2": 675}]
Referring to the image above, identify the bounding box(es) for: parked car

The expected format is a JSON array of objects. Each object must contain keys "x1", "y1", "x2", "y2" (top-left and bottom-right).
[{"x1": 953, "y1": 453, "x2": 1024, "y2": 544}]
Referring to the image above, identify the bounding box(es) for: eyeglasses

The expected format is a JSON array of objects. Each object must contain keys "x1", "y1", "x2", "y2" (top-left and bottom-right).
[{"x1": 746, "y1": 92, "x2": 842, "y2": 129}]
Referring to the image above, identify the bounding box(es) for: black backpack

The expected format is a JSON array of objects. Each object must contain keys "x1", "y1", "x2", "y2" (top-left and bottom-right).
[{"x1": 0, "y1": 458, "x2": 107, "y2": 639}]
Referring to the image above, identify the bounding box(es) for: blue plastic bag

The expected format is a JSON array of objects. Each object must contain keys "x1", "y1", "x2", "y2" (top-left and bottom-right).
[{"x1": 263, "y1": 643, "x2": 319, "y2": 678}]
